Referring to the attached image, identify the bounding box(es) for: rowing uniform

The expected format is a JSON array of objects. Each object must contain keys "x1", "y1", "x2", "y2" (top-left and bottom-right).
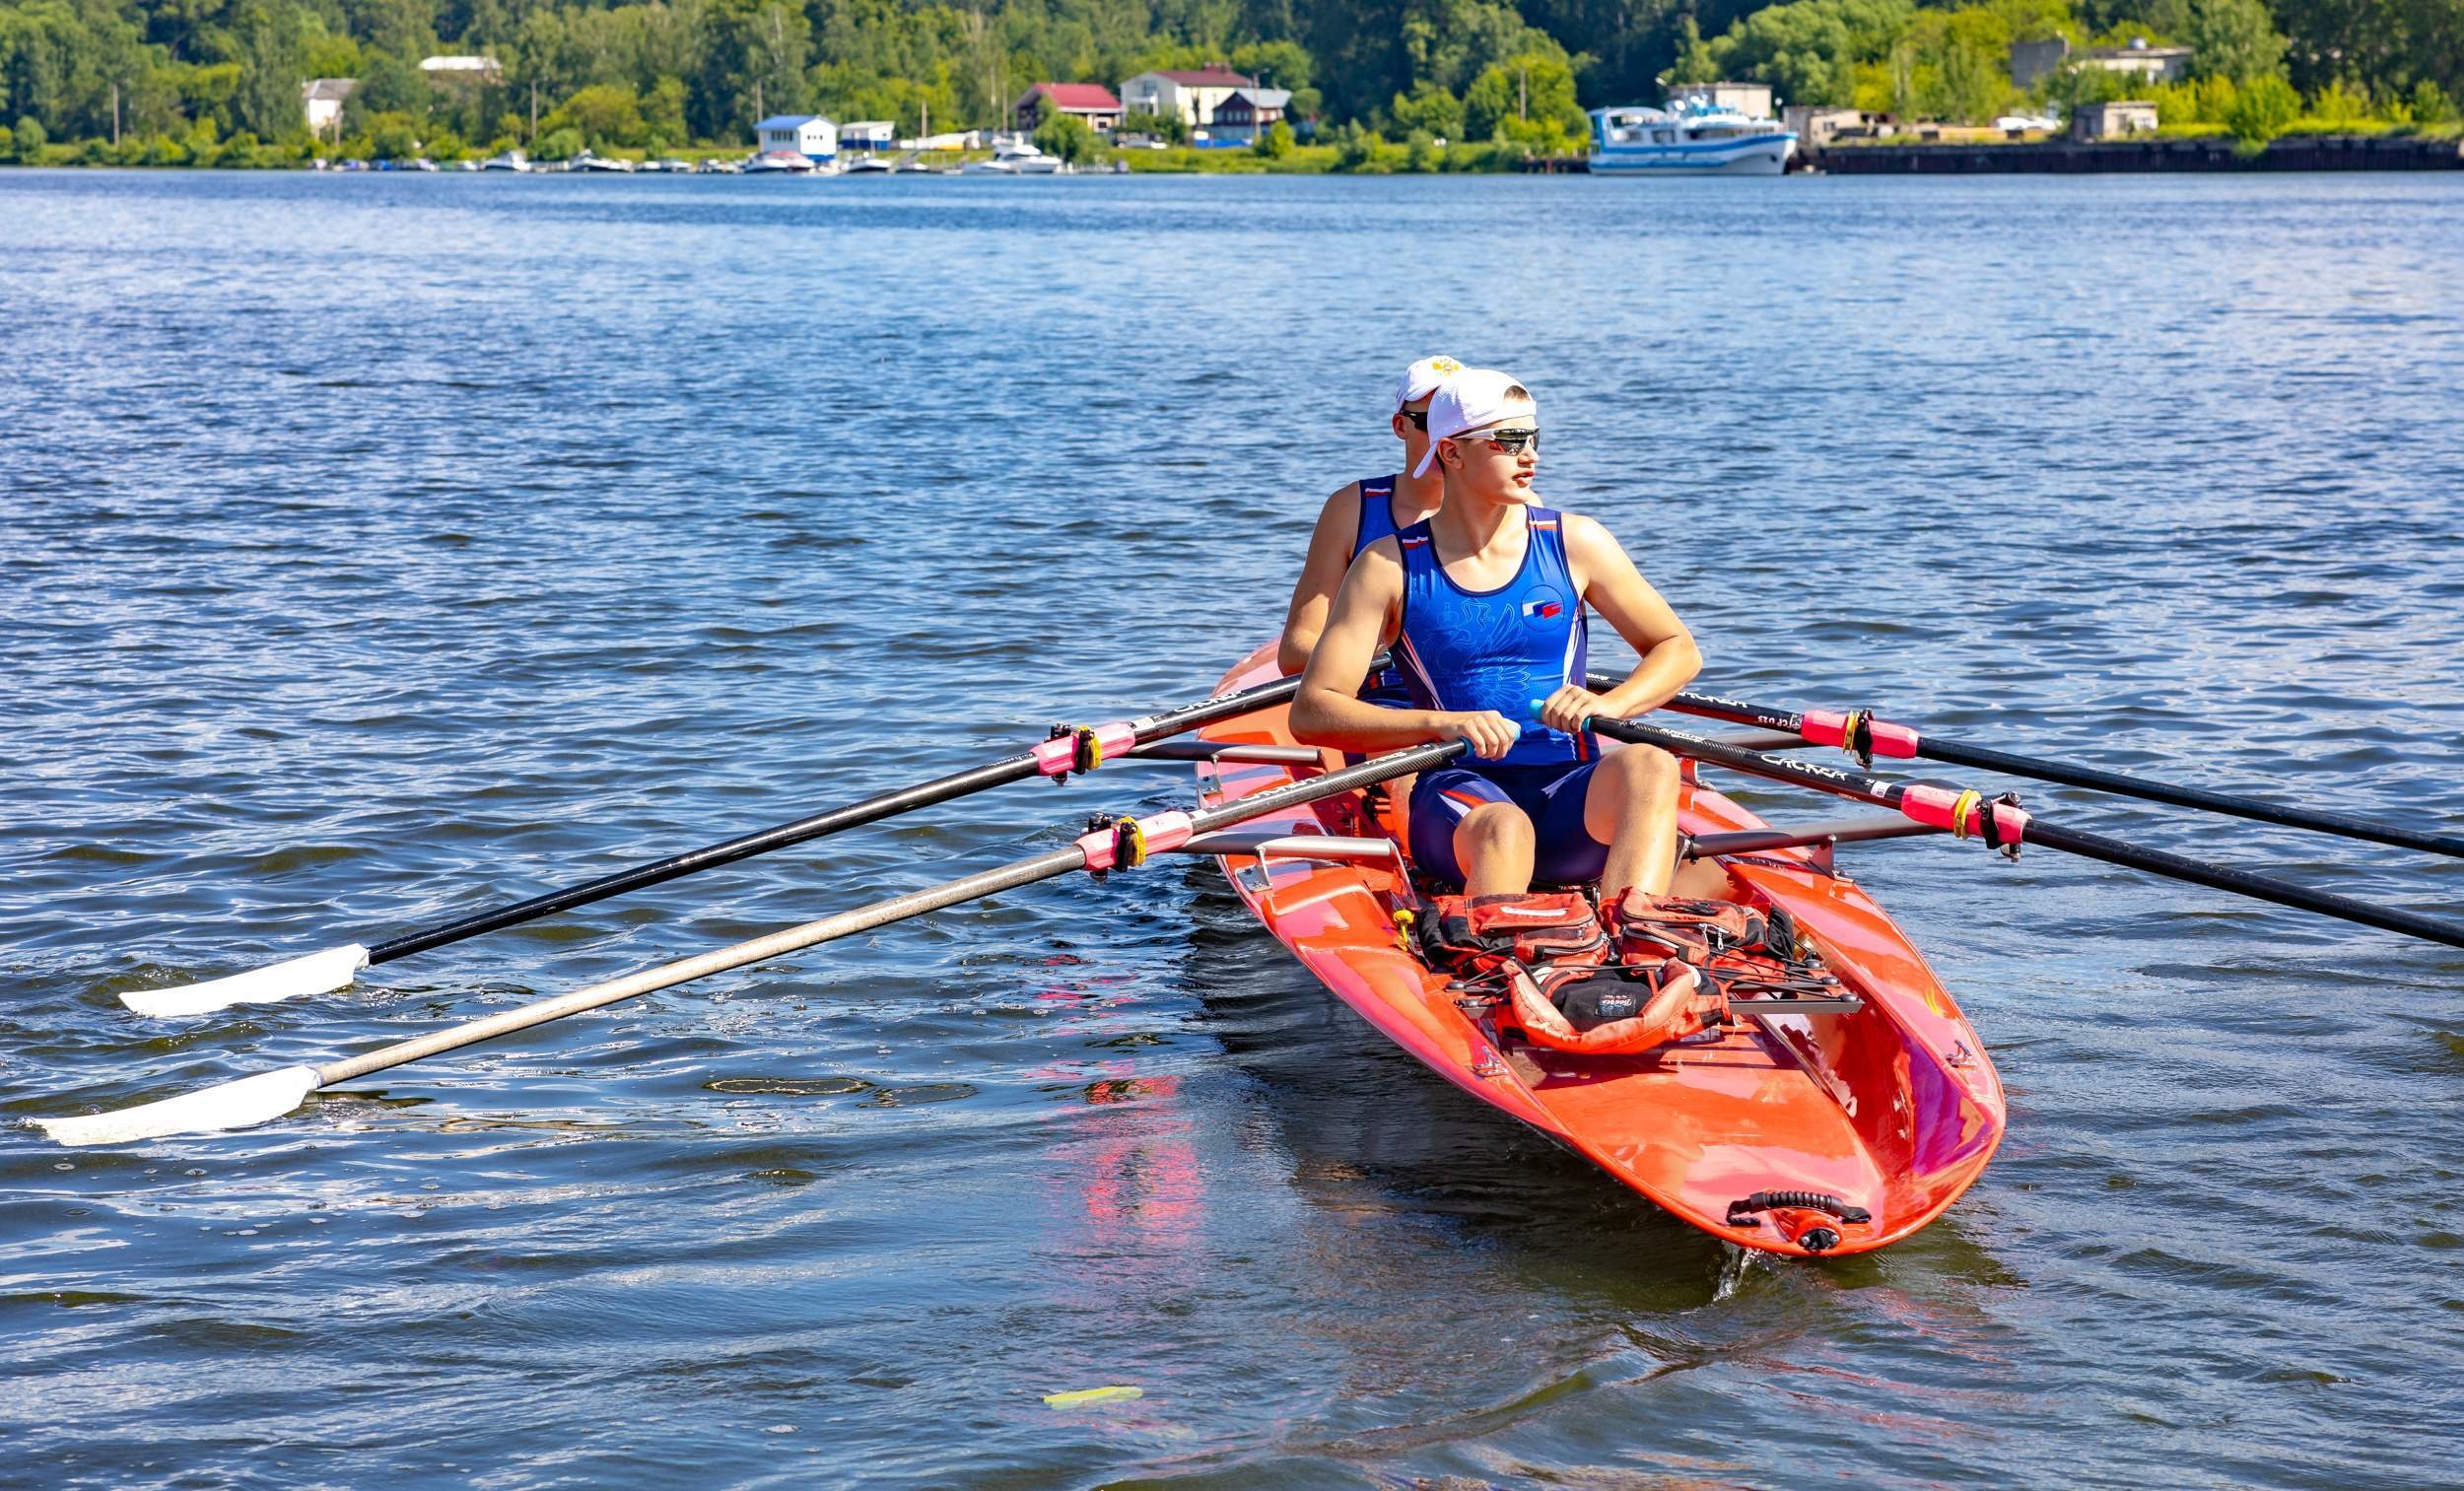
[
  {"x1": 1352, "y1": 474, "x2": 1411, "y2": 709},
  {"x1": 1390, "y1": 508, "x2": 1608, "y2": 886}
]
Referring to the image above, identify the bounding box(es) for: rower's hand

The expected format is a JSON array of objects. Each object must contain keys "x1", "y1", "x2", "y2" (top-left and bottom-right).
[
  {"x1": 1537, "y1": 686, "x2": 1607, "y2": 735},
  {"x1": 1438, "y1": 711, "x2": 1520, "y2": 761}
]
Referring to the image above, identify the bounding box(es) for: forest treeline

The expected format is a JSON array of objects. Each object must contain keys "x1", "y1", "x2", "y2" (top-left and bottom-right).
[{"x1": 0, "y1": 0, "x2": 2455, "y2": 162}]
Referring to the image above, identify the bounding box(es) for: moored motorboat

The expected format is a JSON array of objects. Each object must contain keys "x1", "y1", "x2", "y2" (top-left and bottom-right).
[
  {"x1": 1195, "y1": 641, "x2": 2005, "y2": 1256},
  {"x1": 1589, "y1": 100, "x2": 1796, "y2": 175}
]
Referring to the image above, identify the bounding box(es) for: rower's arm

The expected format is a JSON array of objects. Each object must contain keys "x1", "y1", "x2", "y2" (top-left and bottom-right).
[
  {"x1": 1275, "y1": 483, "x2": 1365, "y2": 675},
  {"x1": 1557, "y1": 514, "x2": 1701, "y2": 721},
  {"x1": 1291, "y1": 539, "x2": 1516, "y2": 760}
]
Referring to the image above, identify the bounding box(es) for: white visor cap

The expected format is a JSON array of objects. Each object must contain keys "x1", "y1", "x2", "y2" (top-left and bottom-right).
[
  {"x1": 1412, "y1": 368, "x2": 1532, "y2": 477},
  {"x1": 1394, "y1": 355, "x2": 1465, "y2": 413}
]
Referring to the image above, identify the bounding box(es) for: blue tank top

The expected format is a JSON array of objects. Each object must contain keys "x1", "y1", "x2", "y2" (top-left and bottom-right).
[
  {"x1": 1353, "y1": 474, "x2": 1410, "y2": 707},
  {"x1": 1391, "y1": 508, "x2": 1594, "y2": 766},
  {"x1": 1352, "y1": 474, "x2": 1403, "y2": 558}
]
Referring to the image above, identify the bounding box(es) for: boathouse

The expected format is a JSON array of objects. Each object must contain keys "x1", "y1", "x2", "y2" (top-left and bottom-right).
[
  {"x1": 755, "y1": 115, "x2": 838, "y2": 163},
  {"x1": 840, "y1": 120, "x2": 895, "y2": 153},
  {"x1": 302, "y1": 78, "x2": 355, "y2": 138}
]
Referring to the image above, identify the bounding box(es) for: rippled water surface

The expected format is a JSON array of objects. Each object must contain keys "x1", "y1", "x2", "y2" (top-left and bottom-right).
[{"x1": 5, "y1": 168, "x2": 2463, "y2": 1487}]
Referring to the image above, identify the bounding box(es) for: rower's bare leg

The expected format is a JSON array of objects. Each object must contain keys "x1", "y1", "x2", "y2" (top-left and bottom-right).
[
  {"x1": 1454, "y1": 802, "x2": 1536, "y2": 898},
  {"x1": 1587, "y1": 744, "x2": 1681, "y2": 905}
]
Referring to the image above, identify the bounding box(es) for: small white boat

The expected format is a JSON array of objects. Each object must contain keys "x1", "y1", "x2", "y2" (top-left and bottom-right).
[
  {"x1": 744, "y1": 150, "x2": 815, "y2": 174},
  {"x1": 843, "y1": 156, "x2": 894, "y2": 173},
  {"x1": 573, "y1": 152, "x2": 635, "y2": 172},
  {"x1": 1589, "y1": 101, "x2": 1796, "y2": 176},
  {"x1": 963, "y1": 139, "x2": 1064, "y2": 174},
  {"x1": 480, "y1": 150, "x2": 529, "y2": 172}
]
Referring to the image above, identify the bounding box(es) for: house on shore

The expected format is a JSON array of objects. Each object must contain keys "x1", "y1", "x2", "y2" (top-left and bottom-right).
[
  {"x1": 756, "y1": 115, "x2": 838, "y2": 162},
  {"x1": 419, "y1": 55, "x2": 504, "y2": 88},
  {"x1": 303, "y1": 78, "x2": 356, "y2": 137},
  {"x1": 1015, "y1": 83, "x2": 1124, "y2": 133},
  {"x1": 1118, "y1": 66, "x2": 1255, "y2": 128},
  {"x1": 1208, "y1": 88, "x2": 1291, "y2": 144},
  {"x1": 2011, "y1": 36, "x2": 2193, "y2": 88},
  {"x1": 2072, "y1": 100, "x2": 2159, "y2": 140}
]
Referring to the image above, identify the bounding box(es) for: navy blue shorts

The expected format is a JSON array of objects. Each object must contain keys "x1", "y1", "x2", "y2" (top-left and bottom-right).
[{"x1": 1407, "y1": 760, "x2": 1607, "y2": 887}]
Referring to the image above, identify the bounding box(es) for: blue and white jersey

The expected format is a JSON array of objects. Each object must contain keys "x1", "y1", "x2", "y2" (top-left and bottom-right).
[
  {"x1": 1352, "y1": 474, "x2": 1411, "y2": 707},
  {"x1": 1391, "y1": 508, "x2": 1593, "y2": 767}
]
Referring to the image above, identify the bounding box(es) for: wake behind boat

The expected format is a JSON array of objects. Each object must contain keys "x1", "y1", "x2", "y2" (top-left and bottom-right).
[{"x1": 1590, "y1": 100, "x2": 1796, "y2": 175}]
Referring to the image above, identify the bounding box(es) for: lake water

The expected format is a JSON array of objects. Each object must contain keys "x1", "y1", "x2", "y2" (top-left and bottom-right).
[{"x1": 4, "y1": 167, "x2": 2462, "y2": 1487}]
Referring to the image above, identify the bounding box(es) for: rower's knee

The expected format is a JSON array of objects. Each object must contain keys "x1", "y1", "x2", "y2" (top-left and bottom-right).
[
  {"x1": 1603, "y1": 743, "x2": 1678, "y2": 800},
  {"x1": 1459, "y1": 801, "x2": 1535, "y2": 853}
]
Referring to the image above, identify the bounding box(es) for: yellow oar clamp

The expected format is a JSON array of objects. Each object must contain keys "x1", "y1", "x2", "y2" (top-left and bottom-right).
[
  {"x1": 1113, "y1": 816, "x2": 1148, "y2": 870},
  {"x1": 1840, "y1": 709, "x2": 1876, "y2": 769},
  {"x1": 1947, "y1": 789, "x2": 1984, "y2": 840},
  {"x1": 1047, "y1": 723, "x2": 1106, "y2": 779}
]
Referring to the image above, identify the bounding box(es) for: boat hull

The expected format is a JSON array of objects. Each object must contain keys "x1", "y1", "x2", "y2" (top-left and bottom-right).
[
  {"x1": 1590, "y1": 134, "x2": 1796, "y2": 175},
  {"x1": 1198, "y1": 643, "x2": 2003, "y2": 1256}
]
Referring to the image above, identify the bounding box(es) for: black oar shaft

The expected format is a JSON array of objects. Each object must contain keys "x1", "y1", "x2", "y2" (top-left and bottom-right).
[
  {"x1": 369, "y1": 668, "x2": 1329, "y2": 965},
  {"x1": 1603, "y1": 675, "x2": 2464, "y2": 862},
  {"x1": 371, "y1": 756, "x2": 1033, "y2": 963},
  {"x1": 1596, "y1": 717, "x2": 2464, "y2": 952},
  {"x1": 2019, "y1": 820, "x2": 2464, "y2": 952},
  {"x1": 1915, "y1": 735, "x2": 2464, "y2": 860},
  {"x1": 330, "y1": 738, "x2": 1462, "y2": 1085}
]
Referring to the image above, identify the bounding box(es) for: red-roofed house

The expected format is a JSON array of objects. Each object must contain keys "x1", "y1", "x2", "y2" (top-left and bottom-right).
[
  {"x1": 1015, "y1": 83, "x2": 1124, "y2": 132},
  {"x1": 1119, "y1": 66, "x2": 1256, "y2": 128}
]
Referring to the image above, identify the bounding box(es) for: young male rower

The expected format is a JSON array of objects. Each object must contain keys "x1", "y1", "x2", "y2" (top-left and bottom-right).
[
  {"x1": 1275, "y1": 354, "x2": 1461, "y2": 680},
  {"x1": 1289, "y1": 368, "x2": 1702, "y2": 911}
]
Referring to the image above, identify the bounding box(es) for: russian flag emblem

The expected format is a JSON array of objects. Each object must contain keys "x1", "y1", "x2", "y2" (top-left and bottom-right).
[{"x1": 1523, "y1": 600, "x2": 1562, "y2": 619}]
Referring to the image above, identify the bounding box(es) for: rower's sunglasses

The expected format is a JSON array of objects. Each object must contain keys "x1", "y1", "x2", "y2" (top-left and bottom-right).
[
  {"x1": 1403, "y1": 409, "x2": 1429, "y2": 429},
  {"x1": 1449, "y1": 427, "x2": 1541, "y2": 455}
]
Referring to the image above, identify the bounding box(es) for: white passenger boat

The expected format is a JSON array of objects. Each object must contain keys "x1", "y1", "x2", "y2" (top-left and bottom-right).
[
  {"x1": 479, "y1": 150, "x2": 530, "y2": 172},
  {"x1": 1588, "y1": 101, "x2": 1796, "y2": 175},
  {"x1": 962, "y1": 139, "x2": 1065, "y2": 174}
]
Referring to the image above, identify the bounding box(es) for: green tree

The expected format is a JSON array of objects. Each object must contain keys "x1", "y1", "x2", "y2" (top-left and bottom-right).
[
  {"x1": 1255, "y1": 117, "x2": 1295, "y2": 155},
  {"x1": 235, "y1": 4, "x2": 308, "y2": 142},
  {"x1": 1390, "y1": 80, "x2": 1464, "y2": 138},
  {"x1": 2411, "y1": 80, "x2": 2456, "y2": 121},
  {"x1": 2224, "y1": 71, "x2": 2298, "y2": 137},
  {"x1": 1464, "y1": 49, "x2": 1586, "y2": 146},
  {"x1": 543, "y1": 84, "x2": 649, "y2": 148},
  {"x1": 1032, "y1": 107, "x2": 1095, "y2": 161},
  {"x1": 9, "y1": 117, "x2": 38, "y2": 160},
  {"x1": 2184, "y1": 0, "x2": 2287, "y2": 83},
  {"x1": 539, "y1": 124, "x2": 585, "y2": 159}
]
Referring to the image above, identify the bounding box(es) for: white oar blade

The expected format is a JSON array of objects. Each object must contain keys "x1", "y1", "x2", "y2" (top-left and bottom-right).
[
  {"x1": 122, "y1": 944, "x2": 371, "y2": 1018},
  {"x1": 34, "y1": 1065, "x2": 323, "y2": 1147}
]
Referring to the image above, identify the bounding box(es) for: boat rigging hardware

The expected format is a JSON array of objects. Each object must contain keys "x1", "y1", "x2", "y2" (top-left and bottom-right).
[
  {"x1": 1123, "y1": 741, "x2": 1326, "y2": 765},
  {"x1": 1727, "y1": 1189, "x2": 1873, "y2": 1227}
]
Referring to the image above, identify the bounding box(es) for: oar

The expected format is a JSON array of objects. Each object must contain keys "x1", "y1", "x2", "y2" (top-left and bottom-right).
[
  {"x1": 1592, "y1": 717, "x2": 2464, "y2": 952},
  {"x1": 1598, "y1": 676, "x2": 2464, "y2": 861},
  {"x1": 124, "y1": 665, "x2": 1351, "y2": 1019},
  {"x1": 38, "y1": 738, "x2": 1462, "y2": 1146}
]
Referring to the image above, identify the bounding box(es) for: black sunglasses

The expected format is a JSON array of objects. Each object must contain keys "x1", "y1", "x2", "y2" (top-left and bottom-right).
[
  {"x1": 1403, "y1": 410, "x2": 1429, "y2": 430},
  {"x1": 1452, "y1": 427, "x2": 1540, "y2": 455}
]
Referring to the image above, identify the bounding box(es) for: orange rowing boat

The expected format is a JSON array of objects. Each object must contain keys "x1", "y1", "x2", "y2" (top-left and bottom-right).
[{"x1": 1194, "y1": 643, "x2": 2005, "y2": 1256}]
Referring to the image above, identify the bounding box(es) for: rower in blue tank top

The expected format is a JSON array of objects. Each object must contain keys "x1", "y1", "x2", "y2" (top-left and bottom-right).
[
  {"x1": 1290, "y1": 369, "x2": 1704, "y2": 907},
  {"x1": 1276, "y1": 356, "x2": 1458, "y2": 696}
]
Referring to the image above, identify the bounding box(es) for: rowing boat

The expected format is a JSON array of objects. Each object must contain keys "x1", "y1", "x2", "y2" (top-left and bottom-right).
[{"x1": 1194, "y1": 642, "x2": 2006, "y2": 1256}]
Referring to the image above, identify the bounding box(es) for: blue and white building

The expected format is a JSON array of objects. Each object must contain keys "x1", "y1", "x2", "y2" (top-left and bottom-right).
[{"x1": 755, "y1": 114, "x2": 838, "y2": 163}]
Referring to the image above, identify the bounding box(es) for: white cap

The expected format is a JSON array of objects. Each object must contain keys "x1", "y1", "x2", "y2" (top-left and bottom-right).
[
  {"x1": 1394, "y1": 355, "x2": 1464, "y2": 413},
  {"x1": 1413, "y1": 368, "x2": 1532, "y2": 477}
]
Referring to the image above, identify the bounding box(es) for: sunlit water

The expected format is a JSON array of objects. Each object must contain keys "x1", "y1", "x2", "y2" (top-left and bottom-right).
[{"x1": 3, "y1": 168, "x2": 2461, "y2": 1486}]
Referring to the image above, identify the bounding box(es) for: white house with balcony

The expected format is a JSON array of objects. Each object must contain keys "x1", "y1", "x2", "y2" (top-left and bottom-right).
[
  {"x1": 755, "y1": 115, "x2": 838, "y2": 163},
  {"x1": 1118, "y1": 66, "x2": 1256, "y2": 128}
]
